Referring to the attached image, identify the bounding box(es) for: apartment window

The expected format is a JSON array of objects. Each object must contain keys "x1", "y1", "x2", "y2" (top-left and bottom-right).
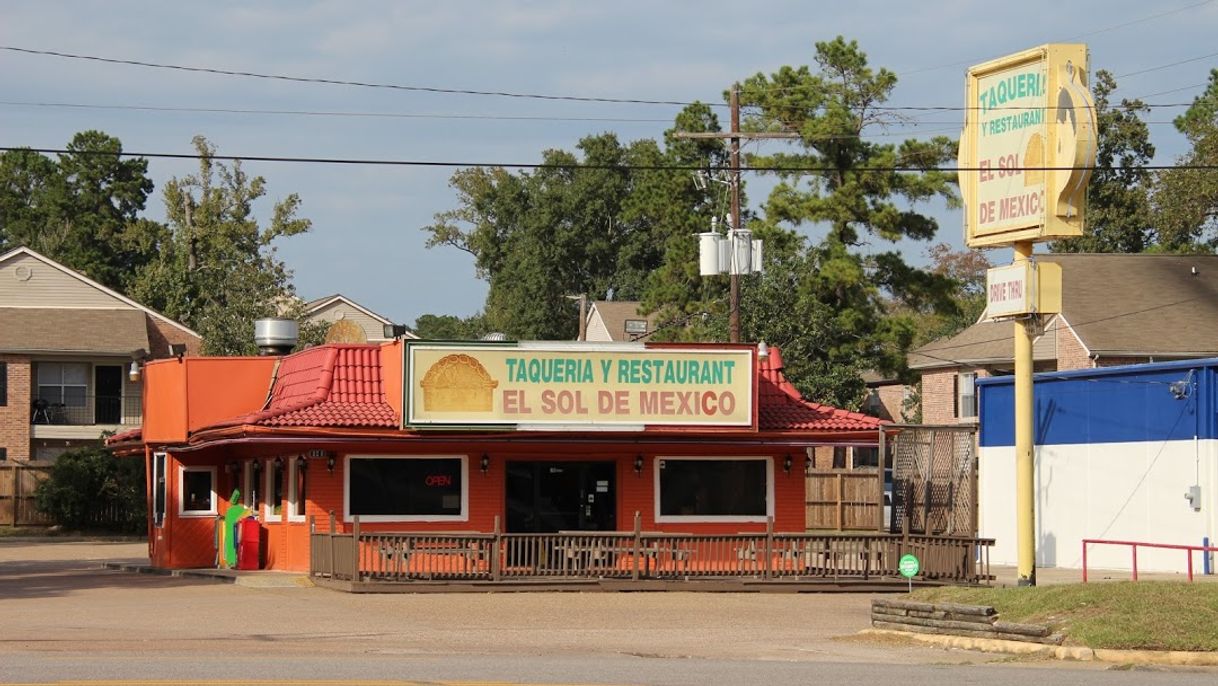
[
  {"x1": 832, "y1": 446, "x2": 848, "y2": 469},
  {"x1": 37, "y1": 362, "x2": 88, "y2": 407},
  {"x1": 0, "y1": 361, "x2": 8, "y2": 406},
  {"x1": 179, "y1": 466, "x2": 217, "y2": 516},
  {"x1": 957, "y1": 372, "x2": 977, "y2": 419},
  {"x1": 656, "y1": 457, "x2": 772, "y2": 522},
  {"x1": 0, "y1": 448, "x2": 7, "y2": 462},
  {"x1": 346, "y1": 456, "x2": 466, "y2": 521},
  {"x1": 853, "y1": 447, "x2": 880, "y2": 469}
]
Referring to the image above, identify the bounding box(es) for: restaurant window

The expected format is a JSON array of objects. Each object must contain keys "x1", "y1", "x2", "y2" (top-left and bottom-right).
[
  {"x1": 288, "y1": 457, "x2": 308, "y2": 521},
  {"x1": 179, "y1": 466, "x2": 216, "y2": 516},
  {"x1": 242, "y1": 460, "x2": 264, "y2": 512},
  {"x1": 957, "y1": 372, "x2": 977, "y2": 419},
  {"x1": 265, "y1": 458, "x2": 285, "y2": 520},
  {"x1": 152, "y1": 453, "x2": 166, "y2": 526},
  {"x1": 656, "y1": 457, "x2": 771, "y2": 522},
  {"x1": 37, "y1": 362, "x2": 88, "y2": 407},
  {"x1": 346, "y1": 455, "x2": 466, "y2": 522}
]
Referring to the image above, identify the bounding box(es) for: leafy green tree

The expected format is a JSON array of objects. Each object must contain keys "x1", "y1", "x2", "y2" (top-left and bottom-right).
[
  {"x1": 734, "y1": 37, "x2": 960, "y2": 405},
  {"x1": 412, "y1": 313, "x2": 491, "y2": 340},
  {"x1": 0, "y1": 131, "x2": 161, "y2": 291},
  {"x1": 909, "y1": 243, "x2": 990, "y2": 346},
  {"x1": 132, "y1": 136, "x2": 311, "y2": 355},
  {"x1": 423, "y1": 108, "x2": 729, "y2": 340},
  {"x1": 1052, "y1": 70, "x2": 1155, "y2": 253},
  {"x1": 34, "y1": 445, "x2": 146, "y2": 533},
  {"x1": 1155, "y1": 69, "x2": 1218, "y2": 251}
]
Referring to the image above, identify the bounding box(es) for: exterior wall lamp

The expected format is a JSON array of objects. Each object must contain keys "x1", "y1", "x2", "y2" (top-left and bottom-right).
[
  {"x1": 128, "y1": 348, "x2": 150, "y2": 383},
  {"x1": 296, "y1": 456, "x2": 307, "y2": 472},
  {"x1": 305, "y1": 448, "x2": 335, "y2": 473},
  {"x1": 634, "y1": 455, "x2": 644, "y2": 475},
  {"x1": 383, "y1": 323, "x2": 411, "y2": 340},
  {"x1": 783, "y1": 454, "x2": 792, "y2": 475},
  {"x1": 480, "y1": 453, "x2": 490, "y2": 474}
]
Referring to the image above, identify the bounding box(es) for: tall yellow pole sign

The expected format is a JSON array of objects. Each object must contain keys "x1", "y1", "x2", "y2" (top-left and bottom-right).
[{"x1": 960, "y1": 44, "x2": 1097, "y2": 248}]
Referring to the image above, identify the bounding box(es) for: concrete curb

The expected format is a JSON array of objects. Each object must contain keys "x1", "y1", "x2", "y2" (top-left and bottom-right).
[
  {"x1": 101, "y1": 562, "x2": 314, "y2": 588},
  {"x1": 860, "y1": 629, "x2": 1218, "y2": 666}
]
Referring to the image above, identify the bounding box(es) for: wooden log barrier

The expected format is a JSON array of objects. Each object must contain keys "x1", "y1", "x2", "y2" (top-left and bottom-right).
[{"x1": 871, "y1": 600, "x2": 1062, "y2": 646}]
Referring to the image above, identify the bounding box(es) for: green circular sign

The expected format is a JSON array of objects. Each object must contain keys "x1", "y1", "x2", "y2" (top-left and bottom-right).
[{"x1": 898, "y1": 553, "x2": 920, "y2": 579}]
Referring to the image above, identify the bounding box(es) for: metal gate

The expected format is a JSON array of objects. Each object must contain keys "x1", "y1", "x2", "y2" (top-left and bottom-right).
[{"x1": 889, "y1": 425, "x2": 976, "y2": 536}]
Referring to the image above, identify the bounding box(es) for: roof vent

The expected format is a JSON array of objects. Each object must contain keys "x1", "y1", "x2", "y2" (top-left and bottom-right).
[{"x1": 254, "y1": 318, "x2": 299, "y2": 356}]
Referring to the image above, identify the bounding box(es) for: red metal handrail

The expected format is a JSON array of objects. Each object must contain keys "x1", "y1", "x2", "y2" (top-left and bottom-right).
[{"x1": 1082, "y1": 538, "x2": 1218, "y2": 583}]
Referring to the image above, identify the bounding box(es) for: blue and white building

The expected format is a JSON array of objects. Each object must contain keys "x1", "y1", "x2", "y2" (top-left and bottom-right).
[{"x1": 979, "y1": 359, "x2": 1217, "y2": 573}]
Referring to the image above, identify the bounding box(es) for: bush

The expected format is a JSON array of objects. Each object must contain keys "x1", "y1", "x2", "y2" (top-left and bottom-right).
[{"x1": 34, "y1": 446, "x2": 146, "y2": 533}]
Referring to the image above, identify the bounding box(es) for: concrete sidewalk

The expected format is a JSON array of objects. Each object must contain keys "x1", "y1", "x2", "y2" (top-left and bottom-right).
[{"x1": 990, "y1": 564, "x2": 1218, "y2": 586}]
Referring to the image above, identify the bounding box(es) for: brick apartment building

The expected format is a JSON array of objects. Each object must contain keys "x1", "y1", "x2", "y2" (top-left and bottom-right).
[
  {"x1": 909, "y1": 254, "x2": 1218, "y2": 425},
  {"x1": 0, "y1": 247, "x2": 200, "y2": 463}
]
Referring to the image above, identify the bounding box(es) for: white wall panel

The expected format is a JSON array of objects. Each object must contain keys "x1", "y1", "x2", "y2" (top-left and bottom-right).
[{"x1": 980, "y1": 440, "x2": 1214, "y2": 573}]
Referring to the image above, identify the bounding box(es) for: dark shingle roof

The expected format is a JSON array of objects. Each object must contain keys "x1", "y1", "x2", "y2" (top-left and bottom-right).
[
  {"x1": 910, "y1": 254, "x2": 1218, "y2": 369},
  {"x1": 0, "y1": 308, "x2": 150, "y2": 354}
]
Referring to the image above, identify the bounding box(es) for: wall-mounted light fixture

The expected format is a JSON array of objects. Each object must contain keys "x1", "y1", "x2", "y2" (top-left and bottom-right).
[
  {"x1": 273, "y1": 456, "x2": 284, "y2": 470},
  {"x1": 296, "y1": 456, "x2": 307, "y2": 472},
  {"x1": 634, "y1": 455, "x2": 644, "y2": 475},
  {"x1": 128, "y1": 348, "x2": 150, "y2": 382},
  {"x1": 383, "y1": 323, "x2": 411, "y2": 340},
  {"x1": 480, "y1": 453, "x2": 490, "y2": 474},
  {"x1": 304, "y1": 448, "x2": 335, "y2": 473},
  {"x1": 783, "y1": 454, "x2": 792, "y2": 475}
]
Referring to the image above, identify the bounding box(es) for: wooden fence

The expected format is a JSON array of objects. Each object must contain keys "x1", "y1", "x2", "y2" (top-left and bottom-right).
[
  {"x1": 0, "y1": 465, "x2": 54, "y2": 527},
  {"x1": 310, "y1": 514, "x2": 992, "y2": 587},
  {"x1": 0, "y1": 463, "x2": 138, "y2": 529},
  {"x1": 805, "y1": 469, "x2": 882, "y2": 531}
]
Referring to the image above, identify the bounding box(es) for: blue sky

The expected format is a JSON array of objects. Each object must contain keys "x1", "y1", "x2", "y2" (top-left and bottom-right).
[{"x1": 2, "y1": 1, "x2": 1216, "y2": 326}]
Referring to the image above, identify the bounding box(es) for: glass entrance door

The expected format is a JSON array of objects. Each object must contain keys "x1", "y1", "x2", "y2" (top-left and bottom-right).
[{"x1": 505, "y1": 461, "x2": 616, "y2": 533}]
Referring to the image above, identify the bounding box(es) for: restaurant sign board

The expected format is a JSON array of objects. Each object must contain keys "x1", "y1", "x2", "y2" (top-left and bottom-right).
[
  {"x1": 959, "y1": 44, "x2": 1097, "y2": 248},
  {"x1": 985, "y1": 260, "x2": 1062, "y2": 320},
  {"x1": 404, "y1": 343, "x2": 754, "y2": 429}
]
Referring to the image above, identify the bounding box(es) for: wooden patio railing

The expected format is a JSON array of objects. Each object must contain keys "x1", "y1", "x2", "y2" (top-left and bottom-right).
[{"x1": 309, "y1": 513, "x2": 992, "y2": 586}]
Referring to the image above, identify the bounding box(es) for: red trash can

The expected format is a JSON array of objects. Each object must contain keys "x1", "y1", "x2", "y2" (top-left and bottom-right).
[{"x1": 236, "y1": 518, "x2": 262, "y2": 570}]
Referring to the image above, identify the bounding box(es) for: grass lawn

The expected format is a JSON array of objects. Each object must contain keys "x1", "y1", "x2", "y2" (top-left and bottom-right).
[{"x1": 912, "y1": 582, "x2": 1218, "y2": 651}]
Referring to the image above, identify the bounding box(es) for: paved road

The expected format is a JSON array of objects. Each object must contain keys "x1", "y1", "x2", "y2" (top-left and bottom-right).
[{"x1": 2, "y1": 540, "x2": 1216, "y2": 685}]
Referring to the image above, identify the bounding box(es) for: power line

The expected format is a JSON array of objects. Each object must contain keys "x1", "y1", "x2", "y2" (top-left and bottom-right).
[
  {"x1": 910, "y1": 295, "x2": 1211, "y2": 367},
  {"x1": 896, "y1": 0, "x2": 1216, "y2": 77},
  {"x1": 5, "y1": 145, "x2": 1216, "y2": 172},
  {"x1": 1116, "y1": 50, "x2": 1218, "y2": 78},
  {"x1": 0, "y1": 100, "x2": 673, "y2": 124},
  {"x1": 0, "y1": 45, "x2": 714, "y2": 108},
  {"x1": 2, "y1": 44, "x2": 1207, "y2": 117}
]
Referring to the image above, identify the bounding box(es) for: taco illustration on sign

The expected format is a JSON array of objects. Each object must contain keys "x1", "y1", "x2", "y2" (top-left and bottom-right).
[{"x1": 420, "y1": 354, "x2": 499, "y2": 412}]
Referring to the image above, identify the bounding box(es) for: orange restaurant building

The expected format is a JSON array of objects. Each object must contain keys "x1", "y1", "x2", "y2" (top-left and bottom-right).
[{"x1": 109, "y1": 339, "x2": 885, "y2": 572}]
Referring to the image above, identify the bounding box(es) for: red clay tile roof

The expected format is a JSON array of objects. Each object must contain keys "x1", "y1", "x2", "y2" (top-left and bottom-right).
[
  {"x1": 757, "y1": 347, "x2": 885, "y2": 432},
  {"x1": 197, "y1": 343, "x2": 877, "y2": 435},
  {"x1": 231, "y1": 344, "x2": 396, "y2": 428}
]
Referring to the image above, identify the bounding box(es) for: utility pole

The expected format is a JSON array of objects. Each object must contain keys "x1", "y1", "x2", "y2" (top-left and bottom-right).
[
  {"x1": 728, "y1": 85, "x2": 741, "y2": 343},
  {"x1": 676, "y1": 85, "x2": 797, "y2": 345}
]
